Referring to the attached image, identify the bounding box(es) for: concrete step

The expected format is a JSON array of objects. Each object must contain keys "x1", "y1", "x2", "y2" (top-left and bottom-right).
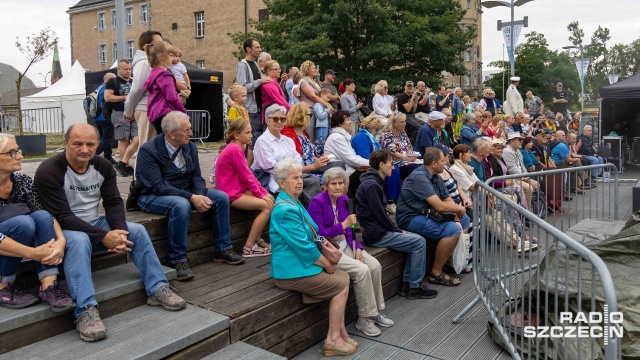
[
  {"x1": 0, "y1": 304, "x2": 229, "y2": 360},
  {"x1": 0, "y1": 262, "x2": 176, "y2": 353},
  {"x1": 202, "y1": 341, "x2": 286, "y2": 360}
]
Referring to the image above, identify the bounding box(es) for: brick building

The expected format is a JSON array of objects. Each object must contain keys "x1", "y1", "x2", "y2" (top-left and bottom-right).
[{"x1": 68, "y1": 0, "x2": 482, "y2": 92}]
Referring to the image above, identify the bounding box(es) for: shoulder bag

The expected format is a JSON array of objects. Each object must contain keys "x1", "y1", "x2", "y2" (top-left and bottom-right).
[{"x1": 399, "y1": 189, "x2": 457, "y2": 223}]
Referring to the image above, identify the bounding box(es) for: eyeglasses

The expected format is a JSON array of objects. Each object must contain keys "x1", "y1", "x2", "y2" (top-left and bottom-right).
[
  {"x1": 270, "y1": 117, "x2": 287, "y2": 123},
  {"x1": 305, "y1": 113, "x2": 312, "y2": 117},
  {"x1": 269, "y1": 68, "x2": 281, "y2": 72},
  {"x1": 0, "y1": 149, "x2": 22, "y2": 158},
  {"x1": 383, "y1": 87, "x2": 388, "y2": 89}
]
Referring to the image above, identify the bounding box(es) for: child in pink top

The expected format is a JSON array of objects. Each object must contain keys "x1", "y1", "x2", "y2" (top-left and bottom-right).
[
  {"x1": 143, "y1": 41, "x2": 187, "y2": 135},
  {"x1": 214, "y1": 119, "x2": 274, "y2": 257},
  {"x1": 261, "y1": 60, "x2": 291, "y2": 123}
]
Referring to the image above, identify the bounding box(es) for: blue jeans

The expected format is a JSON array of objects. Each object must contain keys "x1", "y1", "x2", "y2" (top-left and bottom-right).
[
  {"x1": 63, "y1": 216, "x2": 167, "y2": 318},
  {"x1": 583, "y1": 155, "x2": 604, "y2": 177},
  {"x1": 406, "y1": 214, "x2": 471, "y2": 240},
  {"x1": 0, "y1": 210, "x2": 59, "y2": 283},
  {"x1": 138, "y1": 189, "x2": 233, "y2": 264},
  {"x1": 373, "y1": 231, "x2": 426, "y2": 288}
]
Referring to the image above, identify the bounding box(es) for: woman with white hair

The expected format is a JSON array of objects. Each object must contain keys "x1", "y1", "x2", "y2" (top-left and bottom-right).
[
  {"x1": 308, "y1": 167, "x2": 393, "y2": 337},
  {"x1": 372, "y1": 80, "x2": 393, "y2": 121},
  {"x1": 270, "y1": 158, "x2": 356, "y2": 356},
  {"x1": 378, "y1": 113, "x2": 420, "y2": 178}
]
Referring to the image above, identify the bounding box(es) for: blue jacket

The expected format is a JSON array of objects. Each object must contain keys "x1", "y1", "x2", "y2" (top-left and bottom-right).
[
  {"x1": 136, "y1": 134, "x2": 207, "y2": 199},
  {"x1": 459, "y1": 124, "x2": 484, "y2": 148},
  {"x1": 270, "y1": 191, "x2": 323, "y2": 279},
  {"x1": 351, "y1": 129, "x2": 379, "y2": 159}
]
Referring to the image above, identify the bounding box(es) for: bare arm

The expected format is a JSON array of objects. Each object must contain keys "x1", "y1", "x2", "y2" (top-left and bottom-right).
[
  {"x1": 184, "y1": 73, "x2": 191, "y2": 89},
  {"x1": 104, "y1": 89, "x2": 126, "y2": 103}
]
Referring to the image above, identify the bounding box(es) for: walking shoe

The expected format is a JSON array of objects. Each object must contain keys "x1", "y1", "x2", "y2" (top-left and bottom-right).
[
  {"x1": 373, "y1": 313, "x2": 394, "y2": 328},
  {"x1": 147, "y1": 285, "x2": 186, "y2": 311},
  {"x1": 114, "y1": 151, "x2": 120, "y2": 157},
  {"x1": 398, "y1": 281, "x2": 409, "y2": 297},
  {"x1": 0, "y1": 282, "x2": 39, "y2": 309},
  {"x1": 114, "y1": 161, "x2": 130, "y2": 177},
  {"x1": 214, "y1": 249, "x2": 245, "y2": 265},
  {"x1": 126, "y1": 166, "x2": 134, "y2": 176},
  {"x1": 406, "y1": 285, "x2": 438, "y2": 300},
  {"x1": 76, "y1": 306, "x2": 107, "y2": 342},
  {"x1": 355, "y1": 318, "x2": 381, "y2": 337},
  {"x1": 174, "y1": 261, "x2": 194, "y2": 281},
  {"x1": 39, "y1": 282, "x2": 75, "y2": 313},
  {"x1": 104, "y1": 157, "x2": 117, "y2": 165}
]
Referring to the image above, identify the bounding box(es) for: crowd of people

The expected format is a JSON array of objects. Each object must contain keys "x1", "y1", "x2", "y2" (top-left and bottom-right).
[{"x1": 0, "y1": 29, "x2": 605, "y2": 356}]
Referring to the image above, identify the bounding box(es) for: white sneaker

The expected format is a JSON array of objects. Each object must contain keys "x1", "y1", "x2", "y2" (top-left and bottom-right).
[
  {"x1": 517, "y1": 240, "x2": 538, "y2": 253},
  {"x1": 373, "y1": 313, "x2": 394, "y2": 328},
  {"x1": 132, "y1": 151, "x2": 138, "y2": 158},
  {"x1": 355, "y1": 318, "x2": 381, "y2": 337}
]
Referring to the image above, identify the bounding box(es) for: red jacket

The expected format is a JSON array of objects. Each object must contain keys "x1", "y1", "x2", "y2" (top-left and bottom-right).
[{"x1": 281, "y1": 126, "x2": 314, "y2": 157}]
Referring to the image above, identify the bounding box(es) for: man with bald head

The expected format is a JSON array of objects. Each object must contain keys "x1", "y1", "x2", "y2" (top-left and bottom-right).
[
  {"x1": 35, "y1": 124, "x2": 185, "y2": 342},
  {"x1": 94, "y1": 72, "x2": 117, "y2": 164}
]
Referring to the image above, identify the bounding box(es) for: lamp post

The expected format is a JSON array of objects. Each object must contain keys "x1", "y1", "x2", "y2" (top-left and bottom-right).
[
  {"x1": 483, "y1": 0, "x2": 534, "y2": 77},
  {"x1": 38, "y1": 72, "x2": 51, "y2": 87},
  {"x1": 562, "y1": 43, "x2": 602, "y2": 113},
  {"x1": 607, "y1": 64, "x2": 621, "y2": 84}
]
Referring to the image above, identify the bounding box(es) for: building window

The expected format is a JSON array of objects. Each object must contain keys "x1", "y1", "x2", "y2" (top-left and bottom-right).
[
  {"x1": 464, "y1": 75, "x2": 471, "y2": 87},
  {"x1": 465, "y1": 49, "x2": 472, "y2": 62},
  {"x1": 258, "y1": 9, "x2": 269, "y2": 22},
  {"x1": 195, "y1": 12, "x2": 205, "y2": 38},
  {"x1": 126, "y1": 7, "x2": 134, "y2": 26},
  {"x1": 97, "y1": 12, "x2": 106, "y2": 31},
  {"x1": 467, "y1": 0, "x2": 471, "y2": 9},
  {"x1": 196, "y1": 60, "x2": 205, "y2": 69},
  {"x1": 111, "y1": 9, "x2": 117, "y2": 28},
  {"x1": 140, "y1": 4, "x2": 149, "y2": 24},
  {"x1": 127, "y1": 40, "x2": 135, "y2": 59},
  {"x1": 112, "y1": 43, "x2": 118, "y2": 62},
  {"x1": 99, "y1": 44, "x2": 107, "y2": 64}
]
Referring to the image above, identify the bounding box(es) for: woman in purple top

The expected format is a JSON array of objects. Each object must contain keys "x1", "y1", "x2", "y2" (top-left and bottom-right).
[{"x1": 307, "y1": 167, "x2": 394, "y2": 337}]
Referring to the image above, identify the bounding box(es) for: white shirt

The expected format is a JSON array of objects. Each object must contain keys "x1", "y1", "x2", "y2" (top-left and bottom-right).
[
  {"x1": 372, "y1": 93, "x2": 392, "y2": 118},
  {"x1": 323, "y1": 127, "x2": 369, "y2": 175},
  {"x1": 165, "y1": 139, "x2": 186, "y2": 172},
  {"x1": 251, "y1": 130, "x2": 301, "y2": 192}
]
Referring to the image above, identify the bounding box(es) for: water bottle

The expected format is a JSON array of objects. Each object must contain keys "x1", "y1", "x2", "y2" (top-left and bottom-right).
[{"x1": 603, "y1": 171, "x2": 610, "y2": 183}]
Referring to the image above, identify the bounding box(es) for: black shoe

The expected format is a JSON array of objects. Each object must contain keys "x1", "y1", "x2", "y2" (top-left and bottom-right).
[
  {"x1": 114, "y1": 161, "x2": 129, "y2": 177},
  {"x1": 398, "y1": 282, "x2": 409, "y2": 297},
  {"x1": 213, "y1": 250, "x2": 245, "y2": 265},
  {"x1": 105, "y1": 157, "x2": 117, "y2": 165},
  {"x1": 174, "y1": 261, "x2": 194, "y2": 281},
  {"x1": 405, "y1": 285, "x2": 437, "y2": 299},
  {"x1": 126, "y1": 166, "x2": 134, "y2": 176}
]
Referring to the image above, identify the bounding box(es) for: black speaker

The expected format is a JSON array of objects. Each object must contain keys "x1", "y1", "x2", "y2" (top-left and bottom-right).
[
  {"x1": 633, "y1": 137, "x2": 640, "y2": 165},
  {"x1": 603, "y1": 136, "x2": 622, "y2": 158}
]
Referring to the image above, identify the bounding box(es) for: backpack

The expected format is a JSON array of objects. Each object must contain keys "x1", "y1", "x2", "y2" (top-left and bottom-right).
[
  {"x1": 83, "y1": 84, "x2": 105, "y2": 118},
  {"x1": 530, "y1": 190, "x2": 547, "y2": 219}
]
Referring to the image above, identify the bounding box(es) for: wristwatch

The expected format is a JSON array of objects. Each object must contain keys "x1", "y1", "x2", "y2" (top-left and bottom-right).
[{"x1": 0, "y1": 233, "x2": 5, "y2": 244}]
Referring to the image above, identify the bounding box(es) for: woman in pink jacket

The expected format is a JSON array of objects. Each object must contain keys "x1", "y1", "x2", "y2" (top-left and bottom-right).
[
  {"x1": 261, "y1": 60, "x2": 291, "y2": 123},
  {"x1": 143, "y1": 41, "x2": 187, "y2": 135},
  {"x1": 214, "y1": 119, "x2": 275, "y2": 257}
]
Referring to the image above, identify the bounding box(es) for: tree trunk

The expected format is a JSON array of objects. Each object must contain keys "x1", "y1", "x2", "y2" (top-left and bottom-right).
[{"x1": 15, "y1": 75, "x2": 23, "y2": 136}]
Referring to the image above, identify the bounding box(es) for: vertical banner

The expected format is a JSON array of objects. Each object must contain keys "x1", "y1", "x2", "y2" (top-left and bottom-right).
[
  {"x1": 575, "y1": 58, "x2": 591, "y2": 83},
  {"x1": 607, "y1": 74, "x2": 619, "y2": 84},
  {"x1": 502, "y1": 24, "x2": 523, "y2": 63}
]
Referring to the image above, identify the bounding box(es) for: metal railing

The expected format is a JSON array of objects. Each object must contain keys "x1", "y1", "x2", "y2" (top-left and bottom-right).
[
  {"x1": 453, "y1": 164, "x2": 622, "y2": 359},
  {"x1": 187, "y1": 110, "x2": 211, "y2": 145},
  {"x1": 3, "y1": 107, "x2": 64, "y2": 136}
]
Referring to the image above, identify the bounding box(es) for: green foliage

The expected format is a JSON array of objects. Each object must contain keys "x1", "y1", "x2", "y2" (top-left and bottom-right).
[{"x1": 228, "y1": 0, "x2": 476, "y2": 94}]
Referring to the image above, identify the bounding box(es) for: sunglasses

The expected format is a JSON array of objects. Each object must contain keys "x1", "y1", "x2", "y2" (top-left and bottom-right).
[{"x1": 270, "y1": 117, "x2": 287, "y2": 123}]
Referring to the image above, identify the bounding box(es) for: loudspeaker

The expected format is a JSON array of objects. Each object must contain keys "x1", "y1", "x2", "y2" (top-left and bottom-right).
[
  {"x1": 633, "y1": 137, "x2": 640, "y2": 165},
  {"x1": 603, "y1": 136, "x2": 622, "y2": 158}
]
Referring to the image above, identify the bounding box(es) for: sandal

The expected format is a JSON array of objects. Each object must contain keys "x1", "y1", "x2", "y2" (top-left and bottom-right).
[
  {"x1": 524, "y1": 235, "x2": 538, "y2": 244},
  {"x1": 428, "y1": 272, "x2": 460, "y2": 287},
  {"x1": 344, "y1": 337, "x2": 358, "y2": 348},
  {"x1": 323, "y1": 342, "x2": 356, "y2": 357},
  {"x1": 242, "y1": 243, "x2": 271, "y2": 257},
  {"x1": 256, "y1": 238, "x2": 271, "y2": 250}
]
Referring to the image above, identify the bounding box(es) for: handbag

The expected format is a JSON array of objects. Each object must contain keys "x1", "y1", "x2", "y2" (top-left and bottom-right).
[
  {"x1": 126, "y1": 148, "x2": 182, "y2": 211},
  {"x1": 275, "y1": 199, "x2": 342, "y2": 264},
  {"x1": 0, "y1": 203, "x2": 32, "y2": 222},
  {"x1": 399, "y1": 187, "x2": 457, "y2": 223}
]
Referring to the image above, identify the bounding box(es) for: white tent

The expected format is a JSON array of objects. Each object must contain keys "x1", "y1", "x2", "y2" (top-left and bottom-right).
[{"x1": 20, "y1": 61, "x2": 88, "y2": 133}]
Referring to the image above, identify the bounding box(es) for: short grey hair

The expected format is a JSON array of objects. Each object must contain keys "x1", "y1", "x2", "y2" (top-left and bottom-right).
[
  {"x1": 161, "y1": 111, "x2": 189, "y2": 134},
  {"x1": 583, "y1": 125, "x2": 592, "y2": 131},
  {"x1": 264, "y1": 104, "x2": 286, "y2": 120},
  {"x1": 321, "y1": 167, "x2": 347, "y2": 187},
  {"x1": 273, "y1": 157, "x2": 303, "y2": 186},
  {"x1": 472, "y1": 136, "x2": 492, "y2": 153},
  {"x1": 258, "y1": 52, "x2": 271, "y2": 62},
  {"x1": 463, "y1": 112, "x2": 476, "y2": 124}
]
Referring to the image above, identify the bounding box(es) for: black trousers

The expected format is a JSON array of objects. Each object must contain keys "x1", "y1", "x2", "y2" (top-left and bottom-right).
[{"x1": 95, "y1": 120, "x2": 115, "y2": 159}]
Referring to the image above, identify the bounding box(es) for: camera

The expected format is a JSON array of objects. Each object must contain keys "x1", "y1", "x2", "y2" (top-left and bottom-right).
[{"x1": 360, "y1": 97, "x2": 366, "y2": 103}]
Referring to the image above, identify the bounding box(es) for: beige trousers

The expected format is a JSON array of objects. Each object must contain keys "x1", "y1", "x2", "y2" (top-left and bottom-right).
[
  {"x1": 513, "y1": 178, "x2": 539, "y2": 210},
  {"x1": 337, "y1": 247, "x2": 385, "y2": 318},
  {"x1": 135, "y1": 110, "x2": 157, "y2": 153}
]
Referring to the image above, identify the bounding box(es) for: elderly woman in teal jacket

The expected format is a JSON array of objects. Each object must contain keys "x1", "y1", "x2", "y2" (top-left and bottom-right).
[{"x1": 270, "y1": 157, "x2": 356, "y2": 357}]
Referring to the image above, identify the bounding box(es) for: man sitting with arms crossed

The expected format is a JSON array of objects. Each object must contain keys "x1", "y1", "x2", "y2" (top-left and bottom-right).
[
  {"x1": 136, "y1": 111, "x2": 244, "y2": 281},
  {"x1": 356, "y1": 149, "x2": 437, "y2": 300},
  {"x1": 34, "y1": 124, "x2": 185, "y2": 342},
  {"x1": 396, "y1": 147, "x2": 471, "y2": 287}
]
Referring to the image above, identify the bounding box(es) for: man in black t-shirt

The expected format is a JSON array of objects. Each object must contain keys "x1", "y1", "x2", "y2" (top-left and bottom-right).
[
  {"x1": 551, "y1": 82, "x2": 569, "y2": 116},
  {"x1": 415, "y1": 81, "x2": 431, "y2": 117},
  {"x1": 104, "y1": 59, "x2": 136, "y2": 177},
  {"x1": 435, "y1": 86, "x2": 453, "y2": 111},
  {"x1": 397, "y1": 81, "x2": 423, "y2": 145}
]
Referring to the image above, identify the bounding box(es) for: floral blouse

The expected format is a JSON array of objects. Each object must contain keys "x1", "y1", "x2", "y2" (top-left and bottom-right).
[
  {"x1": 379, "y1": 130, "x2": 414, "y2": 166},
  {"x1": 0, "y1": 173, "x2": 44, "y2": 212}
]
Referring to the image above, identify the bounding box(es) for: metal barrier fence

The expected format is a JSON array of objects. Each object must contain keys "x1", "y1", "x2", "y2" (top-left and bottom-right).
[
  {"x1": 453, "y1": 164, "x2": 622, "y2": 359},
  {"x1": 3, "y1": 108, "x2": 64, "y2": 136},
  {"x1": 187, "y1": 110, "x2": 211, "y2": 145}
]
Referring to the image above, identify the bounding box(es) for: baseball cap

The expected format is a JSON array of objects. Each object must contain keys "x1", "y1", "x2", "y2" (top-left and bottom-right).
[
  {"x1": 405, "y1": 81, "x2": 414, "y2": 87},
  {"x1": 556, "y1": 82, "x2": 563, "y2": 86},
  {"x1": 325, "y1": 69, "x2": 338, "y2": 76}
]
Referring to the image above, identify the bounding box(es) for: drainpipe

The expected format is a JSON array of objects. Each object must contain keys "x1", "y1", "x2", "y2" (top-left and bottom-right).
[{"x1": 244, "y1": 0, "x2": 248, "y2": 33}]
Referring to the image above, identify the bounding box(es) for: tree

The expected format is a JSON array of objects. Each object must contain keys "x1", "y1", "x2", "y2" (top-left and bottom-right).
[
  {"x1": 14, "y1": 27, "x2": 58, "y2": 135},
  {"x1": 228, "y1": 0, "x2": 476, "y2": 94}
]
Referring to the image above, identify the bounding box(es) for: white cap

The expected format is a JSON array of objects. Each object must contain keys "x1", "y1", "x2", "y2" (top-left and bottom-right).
[
  {"x1": 429, "y1": 111, "x2": 446, "y2": 121},
  {"x1": 510, "y1": 76, "x2": 520, "y2": 82}
]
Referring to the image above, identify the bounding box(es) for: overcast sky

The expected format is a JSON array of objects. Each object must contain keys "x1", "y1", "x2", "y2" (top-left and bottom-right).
[{"x1": 2, "y1": 0, "x2": 640, "y2": 88}]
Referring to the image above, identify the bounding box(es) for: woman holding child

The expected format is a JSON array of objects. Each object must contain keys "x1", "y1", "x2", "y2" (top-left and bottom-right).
[
  {"x1": 260, "y1": 60, "x2": 291, "y2": 123},
  {"x1": 215, "y1": 119, "x2": 274, "y2": 257},
  {"x1": 299, "y1": 61, "x2": 334, "y2": 141}
]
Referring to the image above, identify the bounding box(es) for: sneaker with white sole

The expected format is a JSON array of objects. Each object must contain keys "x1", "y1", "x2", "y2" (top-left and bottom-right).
[
  {"x1": 373, "y1": 313, "x2": 394, "y2": 328},
  {"x1": 76, "y1": 306, "x2": 107, "y2": 342},
  {"x1": 355, "y1": 317, "x2": 381, "y2": 337}
]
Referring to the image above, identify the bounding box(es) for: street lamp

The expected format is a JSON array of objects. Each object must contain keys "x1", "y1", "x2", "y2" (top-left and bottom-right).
[
  {"x1": 38, "y1": 72, "x2": 51, "y2": 87},
  {"x1": 483, "y1": 0, "x2": 535, "y2": 76},
  {"x1": 607, "y1": 64, "x2": 622, "y2": 84},
  {"x1": 562, "y1": 43, "x2": 602, "y2": 113}
]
